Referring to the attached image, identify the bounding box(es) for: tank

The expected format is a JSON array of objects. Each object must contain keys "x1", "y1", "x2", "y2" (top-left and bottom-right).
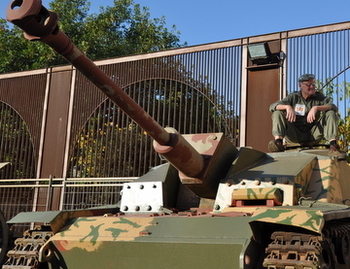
[{"x1": 3, "y1": 0, "x2": 350, "y2": 268}]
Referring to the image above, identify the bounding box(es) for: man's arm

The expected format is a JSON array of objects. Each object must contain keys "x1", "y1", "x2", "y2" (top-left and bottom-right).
[
  {"x1": 275, "y1": 104, "x2": 296, "y2": 122},
  {"x1": 307, "y1": 104, "x2": 332, "y2": 123}
]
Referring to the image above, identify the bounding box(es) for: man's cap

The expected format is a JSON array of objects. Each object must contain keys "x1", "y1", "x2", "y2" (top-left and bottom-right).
[{"x1": 298, "y1": 73, "x2": 315, "y2": 82}]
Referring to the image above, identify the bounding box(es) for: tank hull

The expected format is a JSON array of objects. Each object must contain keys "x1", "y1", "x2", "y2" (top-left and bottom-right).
[{"x1": 44, "y1": 215, "x2": 256, "y2": 269}]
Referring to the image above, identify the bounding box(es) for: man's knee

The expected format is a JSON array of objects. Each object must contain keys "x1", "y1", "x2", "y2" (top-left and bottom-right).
[
  {"x1": 271, "y1": 110, "x2": 285, "y2": 121},
  {"x1": 324, "y1": 110, "x2": 338, "y2": 122}
]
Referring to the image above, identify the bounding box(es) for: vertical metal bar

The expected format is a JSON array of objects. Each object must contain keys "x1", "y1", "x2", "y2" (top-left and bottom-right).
[
  {"x1": 36, "y1": 68, "x2": 51, "y2": 179},
  {"x1": 32, "y1": 68, "x2": 51, "y2": 212},
  {"x1": 62, "y1": 67, "x2": 76, "y2": 177},
  {"x1": 59, "y1": 178, "x2": 66, "y2": 210},
  {"x1": 281, "y1": 34, "x2": 288, "y2": 98},
  {"x1": 45, "y1": 175, "x2": 53, "y2": 211},
  {"x1": 240, "y1": 41, "x2": 248, "y2": 147}
]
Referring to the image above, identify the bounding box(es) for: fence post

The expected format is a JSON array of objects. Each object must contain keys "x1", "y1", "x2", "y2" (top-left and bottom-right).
[{"x1": 59, "y1": 178, "x2": 67, "y2": 210}]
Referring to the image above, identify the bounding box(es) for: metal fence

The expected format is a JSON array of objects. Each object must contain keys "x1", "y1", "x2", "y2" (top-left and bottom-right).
[
  {"x1": 0, "y1": 177, "x2": 135, "y2": 232},
  {"x1": 1, "y1": 21, "x2": 350, "y2": 225},
  {"x1": 287, "y1": 29, "x2": 350, "y2": 121},
  {"x1": 285, "y1": 26, "x2": 350, "y2": 149}
]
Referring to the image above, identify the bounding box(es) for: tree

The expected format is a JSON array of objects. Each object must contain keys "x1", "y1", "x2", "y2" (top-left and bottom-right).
[
  {"x1": 0, "y1": 102, "x2": 36, "y2": 179},
  {"x1": 0, "y1": 0, "x2": 185, "y2": 73},
  {"x1": 321, "y1": 80, "x2": 350, "y2": 157}
]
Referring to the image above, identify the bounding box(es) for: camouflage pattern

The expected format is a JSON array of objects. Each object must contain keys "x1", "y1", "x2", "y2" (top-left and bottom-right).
[
  {"x1": 50, "y1": 216, "x2": 155, "y2": 251},
  {"x1": 39, "y1": 215, "x2": 255, "y2": 269},
  {"x1": 305, "y1": 157, "x2": 350, "y2": 203},
  {"x1": 214, "y1": 149, "x2": 317, "y2": 210},
  {"x1": 247, "y1": 152, "x2": 350, "y2": 237},
  {"x1": 251, "y1": 207, "x2": 325, "y2": 234},
  {"x1": 250, "y1": 201, "x2": 350, "y2": 234},
  {"x1": 7, "y1": 208, "x2": 118, "y2": 233},
  {"x1": 177, "y1": 132, "x2": 238, "y2": 198},
  {"x1": 214, "y1": 148, "x2": 350, "y2": 234}
]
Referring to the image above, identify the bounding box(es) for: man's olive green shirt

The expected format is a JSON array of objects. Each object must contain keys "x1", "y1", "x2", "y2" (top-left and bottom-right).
[{"x1": 269, "y1": 90, "x2": 337, "y2": 131}]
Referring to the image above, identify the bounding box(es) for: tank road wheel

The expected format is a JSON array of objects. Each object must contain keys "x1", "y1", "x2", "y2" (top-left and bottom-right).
[
  {"x1": 0, "y1": 210, "x2": 9, "y2": 266},
  {"x1": 340, "y1": 234, "x2": 350, "y2": 264},
  {"x1": 319, "y1": 240, "x2": 335, "y2": 269},
  {"x1": 334, "y1": 231, "x2": 350, "y2": 265}
]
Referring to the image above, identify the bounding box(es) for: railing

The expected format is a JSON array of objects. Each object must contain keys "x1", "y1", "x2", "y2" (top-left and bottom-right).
[{"x1": 0, "y1": 177, "x2": 136, "y2": 232}]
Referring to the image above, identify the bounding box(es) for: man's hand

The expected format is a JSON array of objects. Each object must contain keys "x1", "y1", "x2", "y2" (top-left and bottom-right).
[
  {"x1": 285, "y1": 105, "x2": 296, "y2": 122},
  {"x1": 307, "y1": 106, "x2": 318, "y2": 123}
]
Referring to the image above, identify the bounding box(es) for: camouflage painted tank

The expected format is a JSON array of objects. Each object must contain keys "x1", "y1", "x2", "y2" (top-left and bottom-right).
[
  {"x1": 4, "y1": 0, "x2": 350, "y2": 268},
  {"x1": 4, "y1": 147, "x2": 350, "y2": 268}
]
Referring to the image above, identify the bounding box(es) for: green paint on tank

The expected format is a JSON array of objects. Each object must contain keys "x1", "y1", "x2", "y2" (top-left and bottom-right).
[
  {"x1": 250, "y1": 208, "x2": 324, "y2": 233},
  {"x1": 46, "y1": 215, "x2": 256, "y2": 269}
]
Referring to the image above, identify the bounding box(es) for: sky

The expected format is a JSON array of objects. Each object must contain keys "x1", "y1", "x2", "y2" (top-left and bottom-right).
[{"x1": 2, "y1": 0, "x2": 350, "y2": 46}]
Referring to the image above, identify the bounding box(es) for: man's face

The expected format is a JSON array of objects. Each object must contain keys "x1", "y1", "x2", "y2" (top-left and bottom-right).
[{"x1": 299, "y1": 79, "x2": 316, "y2": 99}]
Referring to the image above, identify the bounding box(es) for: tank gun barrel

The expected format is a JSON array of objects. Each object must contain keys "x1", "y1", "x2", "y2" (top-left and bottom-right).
[{"x1": 6, "y1": 0, "x2": 205, "y2": 178}]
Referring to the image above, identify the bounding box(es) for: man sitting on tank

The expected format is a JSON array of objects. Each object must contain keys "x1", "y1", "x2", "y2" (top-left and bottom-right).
[{"x1": 268, "y1": 73, "x2": 346, "y2": 159}]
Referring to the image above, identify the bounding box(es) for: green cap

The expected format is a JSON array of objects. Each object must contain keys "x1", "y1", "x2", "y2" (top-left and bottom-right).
[{"x1": 298, "y1": 73, "x2": 315, "y2": 82}]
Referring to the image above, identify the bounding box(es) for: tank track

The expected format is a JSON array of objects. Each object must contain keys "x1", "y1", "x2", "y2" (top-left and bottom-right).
[
  {"x1": 2, "y1": 226, "x2": 53, "y2": 269},
  {"x1": 263, "y1": 221, "x2": 350, "y2": 269}
]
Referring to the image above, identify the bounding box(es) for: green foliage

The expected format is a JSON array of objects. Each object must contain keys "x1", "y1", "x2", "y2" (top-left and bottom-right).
[
  {"x1": 0, "y1": 19, "x2": 49, "y2": 73},
  {"x1": 0, "y1": 103, "x2": 36, "y2": 179},
  {"x1": 67, "y1": 58, "x2": 236, "y2": 178},
  {"x1": 320, "y1": 80, "x2": 350, "y2": 154},
  {"x1": 0, "y1": 0, "x2": 185, "y2": 73},
  {"x1": 68, "y1": 75, "x2": 235, "y2": 178}
]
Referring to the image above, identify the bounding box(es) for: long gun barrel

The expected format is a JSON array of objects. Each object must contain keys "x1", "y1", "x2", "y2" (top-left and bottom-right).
[{"x1": 6, "y1": 0, "x2": 205, "y2": 178}]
